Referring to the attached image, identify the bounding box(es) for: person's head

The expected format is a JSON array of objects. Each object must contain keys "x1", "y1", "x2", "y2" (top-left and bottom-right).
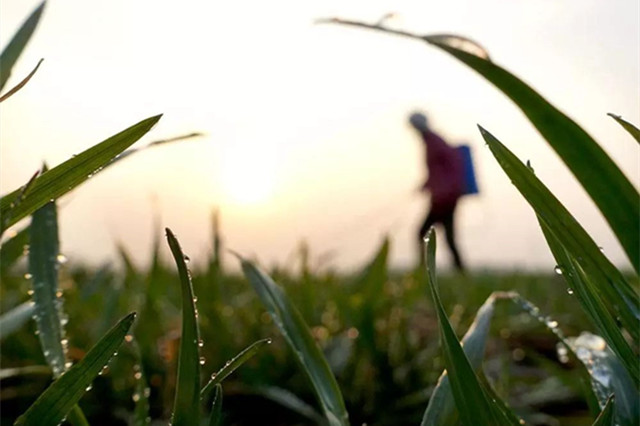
[{"x1": 409, "y1": 111, "x2": 429, "y2": 133}]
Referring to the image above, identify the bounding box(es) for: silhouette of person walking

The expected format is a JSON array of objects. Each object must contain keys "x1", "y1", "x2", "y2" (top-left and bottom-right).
[{"x1": 409, "y1": 112, "x2": 465, "y2": 271}]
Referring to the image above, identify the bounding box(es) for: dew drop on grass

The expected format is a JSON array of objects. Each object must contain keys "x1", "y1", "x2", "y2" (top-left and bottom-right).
[
  {"x1": 199, "y1": 356, "x2": 206, "y2": 365},
  {"x1": 192, "y1": 296, "x2": 198, "y2": 303},
  {"x1": 198, "y1": 340, "x2": 204, "y2": 348},
  {"x1": 24, "y1": 273, "x2": 32, "y2": 280},
  {"x1": 85, "y1": 384, "x2": 93, "y2": 392},
  {"x1": 56, "y1": 290, "x2": 63, "y2": 298},
  {"x1": 184, "y1": 255, "x2": 191, "y2": 264},
  {"x1": 125, "y1": 334, "x2": 134, "y2": 343},
  {"x1": 27, "y1": 289, "x2": 34, "y2": 296},
  {"x1": 132, "y1": 393, "x2": 140, "y2": 402},
  {"x1": 554, "y1": 265, "x2": 563, "y2": 275},
  {"x1": 567, "y1": 288, "x2": 574, "y2": 295},
  {"x1": 56, "y1": 254, "x2": 68, "y2": 264},
  {"x1": 134, "y1": 371, "x2": 142, "y2": 380},
  {"x1": 266, "y1": 338, "x2": 273, "y2": 344}
]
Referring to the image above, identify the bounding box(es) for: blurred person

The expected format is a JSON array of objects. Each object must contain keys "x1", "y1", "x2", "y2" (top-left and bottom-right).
[{"x1": 409, "y1": 111, "x2": 466, "y2": 271}]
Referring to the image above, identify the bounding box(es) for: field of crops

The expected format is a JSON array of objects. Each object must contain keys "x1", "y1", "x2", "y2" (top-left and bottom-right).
[{"x1": 1, "y1": 2, "x2": 638, "y2": 426}]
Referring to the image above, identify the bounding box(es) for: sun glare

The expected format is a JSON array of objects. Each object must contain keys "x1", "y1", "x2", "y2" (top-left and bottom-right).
[{"x1": 221, "y1": 143, "x2": 277, "y2": 205}]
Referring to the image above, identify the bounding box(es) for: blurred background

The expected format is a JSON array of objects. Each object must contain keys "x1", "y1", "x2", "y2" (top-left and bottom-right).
[{"x1": 1, "y1": 0, "x2": 638, "y2": 272}]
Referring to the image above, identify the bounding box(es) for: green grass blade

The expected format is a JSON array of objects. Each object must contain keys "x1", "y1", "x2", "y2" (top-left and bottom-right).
[
  {"x1": 0, "y1": 58, "x2": 44, "y2": 103},
  {"x1": 166, "y1": 228, "x2": 201, "y2": 426},
  {"x1": 28, "y1": 201, "x2": 67, "y2": 377},
  {"x1": 0, "y1": 226, "x2": 29, "y2": 271},
  {"x1": 423, "y1": 228, "x2": 518, "y2": 426},
  {"x1": 424, "y1": 38, "x2": 639, "y2": 272},
  {"x1": 593, "y1": 395, "x2": 615, "y2": 426},
  {"x1": 512, "y1": 293, "x2": 639, "y2": 424},
  {"x1": 0, "y1": 115, "x2": 162, "y2": 234},
  {"x1": 479, "y1": 126, "x2": 639, "y2": 343},
  {"x1": 421, "y1": 291, "x2": 517, "y2": 426},
  {"x1": 14, "y1": 312, "x2": 136, "y2": 426},
  {"x1": 0, "y1": 1, "x2": 45, "y2": 92},
  {"x1": 130, "y1": 339, "x2": 151, "y2": 426},
  {"x1": 201, "y1": 338, "x2": 272, "y2": 397},
  {"x1": 318, "y1": 18, "x2": 639, "y2": 272},
  {"x1": 0, "y1": 301, "x2": 35, "y2": 340},
  {"x1": 238, "y1": 256, "x2": 350, "y2": 426},
  {"x1": 608, "y1": 113, "x2": 640, "y2": 144},
  {"x1": 251, "y1": 386, "x2": 326, "y2": 425},
  {"x1": 208, "y1": 385, "x2": 223, "y2": 426},
  {"x1": 539, "y1": 221, "x2": 640, "y2": 385}
]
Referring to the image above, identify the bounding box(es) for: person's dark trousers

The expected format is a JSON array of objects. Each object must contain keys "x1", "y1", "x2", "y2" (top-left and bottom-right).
[{"x1": 417, "y1": 201, "x2": 465, "y2": 272}]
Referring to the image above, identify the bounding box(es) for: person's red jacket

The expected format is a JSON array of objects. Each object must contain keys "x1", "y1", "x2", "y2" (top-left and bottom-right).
[{"x1": 420, "y1": 130, "x2": 464, "y2": 207}]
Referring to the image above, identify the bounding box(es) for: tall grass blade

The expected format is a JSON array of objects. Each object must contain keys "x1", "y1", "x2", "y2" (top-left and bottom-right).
[
  {"x1": 513, "y1": 294, "x2": 639, "y2": 424},
  {"x1": 0, "y1": 301, "x2": 35, "y2": 340},
  {"x1": 318, "y1": 18, "x2": 639, "y2": 272},
  {"x1": 421, "y1": 291, "x2": 515, "y2": 425},
  {"x1": 539, "y1": 221, "x2": 639, "y2": 385},
  {"x1": 0, "y1": 115, "x2": 162, "y2": 234},
  {"x1": 251, "y1": 386, "x2": 326, "y2": 424},
  {"x1": 14, "y1": 312, "x2": 136, "y2": 426},
  {"x1": 0, "y1": 1, "x2": 45, "y2": 92},
  {"x1": 208, "y1": 385, "x2": 223, "y2": 426},
  {"x1": 479, "y1": 126, "x2": 639, "y2": 343},
  {"x1": 425, "y1": 38, "x2": 639, "y2": 272},
  {"x1": 592, "y1": 396, "x2": 615, "y2": 426},
  {"x1": 28, "y1": 201, "x2": 67, "y2": 377},
  {"x1": 238, "y1": 256, "x2": 350, "y2": 426},
  {"x1": 130, "y1": 339, "x2": 151, "y2": 426},
  {"x1": 0, "y1": 58, "x2": 44, "y2": 103},
  {"x1": 201, "y1": 338, "x2": 272, "y2": 397},
  {"x1": 0, "y1": 226, "x2": 29, "y2": 271},
  {"x1": 165, "y1": 228, "x2": 201, "y2": 426},
  {"x1": 423, "y1": 228, "x2": 518, "y2": 426},
  {"x1": 608, "y1": 113, "x2": 640, "y2": 144}
]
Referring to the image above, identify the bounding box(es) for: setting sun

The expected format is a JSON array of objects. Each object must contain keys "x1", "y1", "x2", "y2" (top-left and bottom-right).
[{"x1": 220, "y1": 141, "x2": 278, "y2": 205}]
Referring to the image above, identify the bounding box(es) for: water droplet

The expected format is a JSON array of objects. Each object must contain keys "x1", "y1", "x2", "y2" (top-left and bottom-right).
[
  {"x1": 598, "y1": 246, "x2": 604, "y2": 253},
  {"x1": 125, "y1": 334, "x2": 134, "y2": 343},
  {"x1": 192, "y1": 296, "x2": 198, "y2": 303},
  {"x1": 61, "y1": 338, "x2": 69, "y2": 346},
  {"x1": 56, "y1": 290, "x2": 63, "y2": 298},
  {"x1": 554, "y1": 265, "x2": 563, "y2": 275},
  {"x1": 56, "y1": 254, "x2": 68, "y2": 264},
  {"x1": 266, "y1": 338, "x2": 272, "y2": 344},
  {"x1": 24, "y1": 273, "x2": 33, "y2": 280},
  {"x1": 198, "y1": 340, "x2": 204, "y2": 348},
  {"x1": 184, "y1": 255, "x2": 191, "y2": 264},
  {"x1": 132, "y1": 393, "x2": 141, "y2": 402},
  {"x1": 134, "y1": 371, "x2": 142, "y2": 380},
  {"x1": 567, "y1": 288, "x2": 574, "y2": 295},
  {"x1": 27, "y1": 289, "x2": 34, "y2": 296},
  {"x1": 65, "y1": 361, "x2": 72, "y2": 369},
  {"x1": 199, "y1": 356, "x2": 206, "y2": 365},
  {"x1": 143, "y1": 387, "x2": 151, "y2": 398},
  {"x1": 546, "y1": 319, "x2": 559, "y2": 328},
  {"x1": 85, "y1": 384, "x2": 93, "y2": 391}
]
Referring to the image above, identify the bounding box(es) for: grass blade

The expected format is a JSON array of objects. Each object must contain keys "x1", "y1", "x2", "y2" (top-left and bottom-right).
[
  {"x1": 14, "y1": 312, "x2": 136, "y2": 426},
  {"x1": 208, "y1": 385, "x2": 223, "y2": 426},
  {"x1": 0, "y1": 301, "x2": 35, "y2": 340},
  {"x1": 0, "y1": 115, "x2": 162, "y2": 234},
  {"x1": 513, "y1": 295, "x2": 639, "y2": 424},
  {"x1": 0, "y1": 58, "x2": 44, "y2": 102},
  {"x1": 28, "y1": 201, "x2": 67, "y2": 377},
  {"x1": 165, "y1": 228, "x2": 201, "y2": 426},
  {"x1": 0, "y1": 1, "x2": 45, "y2": 92},
  {"x1": 318, "y1": 18, "x2": 639, "y2": 272},
  {"x1": 479, "y1": 126, "x2": 639, "y2": 344},
  {"x1": 424, "y1": 37, "x2": 639, "y2": 272},
  {"x1": 423, "y1": 228, "x2": 518, "y2": 426},
  {"x1": 201, "y1": 338, "x2": 272, "y2": 397},
  {"x1": 0, "y1": 225, "x2": 29, "y2": 271},
  {"x1": 539, "y1": 221, "x2": 639, "y2": 385},
  {"x1": 238, "y1": 255, "x2": 350, "y2": 426},
  {"x1": 421, "y1": 291, "x2": 516, "y2": 425},
  {"x1": 593, "y1": 395, "x2": 615, "y2": 426},
  {"x1": 608, "y1": 113, "x2": 640, "y2": 144}
]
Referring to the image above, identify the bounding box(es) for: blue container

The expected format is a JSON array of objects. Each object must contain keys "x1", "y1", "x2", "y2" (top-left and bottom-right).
[{"x1": 457, "y1": 144, "x2": 479, "y2": 195}]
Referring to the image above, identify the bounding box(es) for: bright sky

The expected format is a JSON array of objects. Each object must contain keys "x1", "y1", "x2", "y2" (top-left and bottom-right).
[{"x1": 1, "y1": 0, "x2": 638, "y2": 272}]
